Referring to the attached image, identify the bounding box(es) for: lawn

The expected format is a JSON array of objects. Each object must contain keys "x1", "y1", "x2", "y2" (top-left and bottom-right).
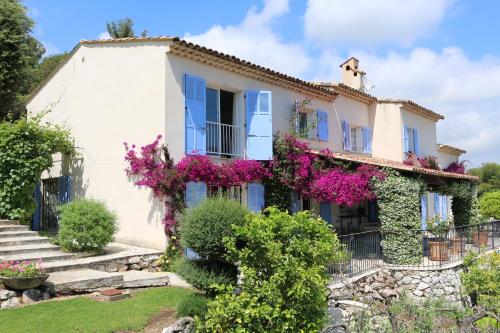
[{"x1": 0, "y1": 287, "x2": 195, "y2": 333}]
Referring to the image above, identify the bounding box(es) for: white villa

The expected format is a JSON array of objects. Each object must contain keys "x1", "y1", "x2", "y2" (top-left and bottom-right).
[{"x1": 26, "y1": 37, "x2": 474, "y2": 250}]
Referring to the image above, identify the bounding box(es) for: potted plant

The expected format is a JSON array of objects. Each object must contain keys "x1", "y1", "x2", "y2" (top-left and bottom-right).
[
  {"x1": 328, "y1": 244, "x2": 351, "y2": 274},
  {"x1": 449, "y1": 229, "x2": 467, "y2": 254},
  {"x1": 0, "y1": 259, "x2": 48, "y2": 290},
  {"x1": 472, "y1": 220, "x2": 489, "y2": 247},
  {"x1": 427, "y1": 217, "x2": 450, "y2": 261}
]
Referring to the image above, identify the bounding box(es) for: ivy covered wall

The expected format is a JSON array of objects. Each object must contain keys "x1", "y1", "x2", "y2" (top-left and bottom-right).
[
  {"x1": 372, "y1": 170, "x2": 424, "y2": 265},
  {"x1": 445, "y1": 181, "x2": 480, "y2": 227}
]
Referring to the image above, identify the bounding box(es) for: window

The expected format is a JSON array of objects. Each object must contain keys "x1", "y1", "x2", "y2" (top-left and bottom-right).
[
  {"x1": 404, "y1": 126, "x2": 419, "y2": 155},
  {"x1": 206, "y1": 87, "x2": 238, "y2": 156},
  {"x1": 207, "y1": 185, "x2": 241, "y2": 203},
  {"x1": 350, "y1": 128, "x2": 357, "y2": 151},
  {"x1": 297, "y1": 112, "x2": 308, "y2": 137}
]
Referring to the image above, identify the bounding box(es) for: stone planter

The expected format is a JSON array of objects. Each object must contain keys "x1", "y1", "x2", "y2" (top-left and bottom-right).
[
  {"x1": 472, "y1": 231, "x2": 488, "y2": 247},
  {"x1": 0, "y1": 274, "x2": 49, "y2": 290},
  {"x1": 450, "y1": 237, "x2": 466, "y2": 254},
  {"x1": 428, "y1": 241, "x2": 449, "y2": 261}
]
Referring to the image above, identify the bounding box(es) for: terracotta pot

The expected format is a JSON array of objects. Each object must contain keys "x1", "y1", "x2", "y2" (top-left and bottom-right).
[
  {"x1": 473, "y1": 231, "x2": 489, "y2": 247},
  {"x1": 429, "y1": 241, "x2": 449, "y2": 261},
  {"x1": 450, "y1": 237, "x2": 466, "y2": 254},
  {"x1": 0, "y1": 274, "x2": 49, "y2": 290}
]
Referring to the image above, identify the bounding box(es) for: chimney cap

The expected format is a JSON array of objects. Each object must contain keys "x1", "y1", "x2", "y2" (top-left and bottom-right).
[{"x1": 339, "y1": 57, "x2": 360, "y2": 68}]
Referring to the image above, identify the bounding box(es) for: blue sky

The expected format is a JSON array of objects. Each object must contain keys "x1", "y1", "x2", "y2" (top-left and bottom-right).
[{"x1": 25, "y1": 0, "x2": 500, "y2": 165}]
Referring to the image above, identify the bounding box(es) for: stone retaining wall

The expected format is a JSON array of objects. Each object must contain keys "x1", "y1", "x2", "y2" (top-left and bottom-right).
[
  {"x1": 327, "y1": 267, "x2": 465, "y2": 330},
  {"x1": 89, "y1": 254, "x2": 162, "y2": 273}
]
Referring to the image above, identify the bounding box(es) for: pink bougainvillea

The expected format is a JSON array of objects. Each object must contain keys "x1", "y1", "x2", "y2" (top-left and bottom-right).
[
  {"x1": 124, "y1": 133, "x2": 385, "y2": 231},
  {"x1": 443, "y1": 161, "x2": 467, "y2": 174}
]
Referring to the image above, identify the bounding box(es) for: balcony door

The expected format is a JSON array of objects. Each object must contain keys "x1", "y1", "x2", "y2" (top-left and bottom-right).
[{"x1": 206, "y1": 87, "x2": 239, "y2": 157}]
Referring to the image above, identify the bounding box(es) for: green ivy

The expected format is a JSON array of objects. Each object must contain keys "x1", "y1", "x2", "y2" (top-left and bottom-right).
[
  {"x1": 372, "y1": 170, "x2": 423, "y2": 264},
  {"x1": 444, "y1": 181, "x2": 480, "y2": 226},
  {"x1": 0, "y1": 113, "x2": 74, "y2": 221}
]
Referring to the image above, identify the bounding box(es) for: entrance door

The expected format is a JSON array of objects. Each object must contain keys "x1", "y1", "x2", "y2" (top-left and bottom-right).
[
  {"x1": 42, "y1": 178, "x2": 59, "y2": 231},
  {"x1": 41, "y1": 176, "x2": 72, "y2": 231}
]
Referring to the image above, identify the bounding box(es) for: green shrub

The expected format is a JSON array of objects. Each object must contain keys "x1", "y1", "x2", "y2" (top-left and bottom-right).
[
  {"x1": 372, "y1": 170, "x2": 423, "y2": 264},
  {"x1": 58, "y1": 199, "x2": 117, "y2": 252},
  {"x1": 461, "y1": 252, "x2": 500, "y2": 313},
  {"x1": 0, "y1": 114, "x2": 73, "y2": 221},
  {"x1": 175, "y1": 294, "x2": 209, "y2": 318},
  {"x1": 171, "y1": 257, "x2": 236, "y2": 295},
  {"x1": 479, "y1": 190, "x2": 500, "y2": 219},
  {"x1": 197, "y1": 208, "x2": 341, "y2": 333},
  {"x1": 447, "y1": 181, "x2": 480, "y2": 227},
  {"x1": 180, "y1": 197, "x2": 248, "y2": 261}
]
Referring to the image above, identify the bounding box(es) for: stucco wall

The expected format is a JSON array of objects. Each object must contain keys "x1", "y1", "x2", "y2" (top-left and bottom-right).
[
  {"x1": 372, "y1": 103, "x2": 404, "y2": 161},
  {"x1": 401, "y1": 108, "x2": 438, "y2": 158},
  {"x1": 437, "y1": 150, "x2": 459, "y2": 169},
  {"x1": 27, "y1": 41, "x2": 170, "y2": 250}
]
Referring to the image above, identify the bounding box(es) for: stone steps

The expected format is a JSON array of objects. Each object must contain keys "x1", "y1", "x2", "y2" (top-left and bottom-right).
[
  {"x1": 0, "y1": 243, "x2": 61, "y2": 256},
  {"x1": 0, "y1": 220, "x2": 20, "y2": 226},
  {"x1": 0, "y1": 225, "x2": 29, "y2": 232},
  {"x1": 1, "y1": 250, "x2": 75, "y2": 263},
  {"x1": 0, "y1": 230, "x2": 38, "y2": 239},
  {"x1": 44, "y1": 269, "x2": 124, "y2": 294},
  {"x1": 0, "y1": 236, "x2": 50, "y2": 247}
]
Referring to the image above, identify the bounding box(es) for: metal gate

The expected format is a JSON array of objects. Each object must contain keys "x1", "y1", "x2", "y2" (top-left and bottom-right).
[{"x1": 41, "y1": 178, "x2": 59, "y2": 231}]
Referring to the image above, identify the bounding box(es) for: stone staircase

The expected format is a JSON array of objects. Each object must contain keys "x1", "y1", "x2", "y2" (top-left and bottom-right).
[{"x1": 0, "y1": 220, "x2": 189, "y2": 294}]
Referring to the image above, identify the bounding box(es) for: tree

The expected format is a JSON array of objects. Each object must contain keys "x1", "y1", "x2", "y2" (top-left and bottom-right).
[
  {"x1": 27, "y1": 53, "x2": 67, "y2": 92},
  {"x1": 106, "y1": 17, "x2": 135, "y2": 38},
  {"x1": 469, "y1": 162, "x2": 500, "y2": 196},
  {"x1": 479, "y1": 191, "x2": 500, "y2": 219},
  {"x1": 0, "y1": 0, "x2": 44, "y2": 119}
]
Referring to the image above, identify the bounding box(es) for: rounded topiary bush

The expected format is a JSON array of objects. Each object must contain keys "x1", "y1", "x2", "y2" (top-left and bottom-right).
[
  {"x1": 180, "y1": 197, "x2": 248, "y2": 261},
  {"x1": 58, "y1": 199, "x2": 118, "y2": 252}
]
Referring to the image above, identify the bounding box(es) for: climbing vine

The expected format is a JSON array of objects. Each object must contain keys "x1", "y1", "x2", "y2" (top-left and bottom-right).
[
  {"x1": 0, "y1": 113, "x2": 74, "y2": 221},
  {"x1": 371, "y1": 170, "x2": 424, "y2": 264},
  {"x1": 443, "y1": 181, "x2": 480, "y2": 227}
]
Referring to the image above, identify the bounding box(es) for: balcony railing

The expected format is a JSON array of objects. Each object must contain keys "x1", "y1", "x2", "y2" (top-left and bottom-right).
[
  {"x1": 329, "y1": 220, "x2": 500, "y2": 279},
  {"x1": 206, "y1": 121, "x2": 242, "y2": 157}
]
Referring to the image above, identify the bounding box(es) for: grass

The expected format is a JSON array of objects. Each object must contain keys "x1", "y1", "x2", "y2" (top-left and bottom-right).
[{"x1": 0, "y1": 287, "x2": 195, "y2": 333}]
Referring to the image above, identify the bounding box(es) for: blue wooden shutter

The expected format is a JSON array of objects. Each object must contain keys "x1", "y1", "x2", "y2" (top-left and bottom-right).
[
  {"x1": 32, "y1": 183, "x2": 41, "y2": 231},
  {"x1": 185, "y1": 74, "x2": 206, "y2": 155},
  {"x1": 58, "y1": 176, "x2": 72, "y2": 204},
  {"x1": 342, "y1": 120, "x2": 351, "y2": 151},
  {"x1": 317, "y1": 110, "x2": 328, "y2": 141},
  {"x1": 246, "y1": 91, "x2": 272, "y2": 160},
  {"x1": 434, "y1": 193, "x2": 440, "y2": 219},
  {"x1": 247, "y1": 183, "x2": 265, "y2": 213},
  {"x1": 185, "y1": 181, "x2": 207, "y2": 209},
  {"x1": 403, "y1": 126, "x2": 410, "y2": 153},
  {"x1": 362, "y1": 127, "x2": 372, "y2": 154},
  {"x1": 441, "y1": 195, "x2": 448, "y2": 220},
  {"x1": 320, "y1": 202, "x2": 332, "y2": 225},
  {"x1": 413, "y1": 128, "x2": 420, "y2": 156},
  {"x1": 421, "y1": 194, "x2": 428, "y2": 230},
  {"x1": 290, "y1": 191, "x2": 300, "y2": 213}
]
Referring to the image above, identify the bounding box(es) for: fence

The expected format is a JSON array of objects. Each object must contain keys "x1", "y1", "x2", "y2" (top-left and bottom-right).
[{"x1": 329, "y1": 220, "x2": 500, "y2": 279}]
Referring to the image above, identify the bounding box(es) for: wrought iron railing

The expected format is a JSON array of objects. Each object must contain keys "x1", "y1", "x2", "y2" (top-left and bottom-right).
[
  {"x1": 329, "y1": 220, "x2": 500, "y2": 279},
  {"x1": 206, "y1": 121, "x2": 242, "y2": 157}
]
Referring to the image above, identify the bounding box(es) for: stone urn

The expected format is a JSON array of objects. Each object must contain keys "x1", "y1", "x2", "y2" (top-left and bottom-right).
[
  {"x1": 473, "y1": 231, "x2": 489, "y2": 247},
  {"x1": 450, "y1": 237, "x2": 466, "y2": 254},
  {"x1": 428, "y1": 240, "x2": 449, "y2": 261},
  {"x1": 0, "y1": 274, "x2": 49, "y2": 290}
]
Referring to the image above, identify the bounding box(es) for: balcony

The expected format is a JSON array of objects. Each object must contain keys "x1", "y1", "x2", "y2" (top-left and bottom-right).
[{"x1": 206, "y1": 121, "x2": 242, "y2": 157}]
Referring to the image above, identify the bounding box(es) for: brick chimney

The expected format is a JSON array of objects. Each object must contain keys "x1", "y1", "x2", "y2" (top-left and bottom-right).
[{"x1": 340, "y1": 57, "x2": 366, "y2": 91}]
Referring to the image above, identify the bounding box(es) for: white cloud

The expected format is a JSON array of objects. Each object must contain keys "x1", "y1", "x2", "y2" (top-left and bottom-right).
[
  {"x1": 98, "y1": 31, "x2": 111, "y2": 40},
  {"x1": 341, "y1": 47, "x2": 500, "y2": 165},
  {"x1": 304, "y1": 0, "x2": 453, "y2": 47},
  {"x1": 184, "y1": 0, "x2": 311, "y2": 77}
]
